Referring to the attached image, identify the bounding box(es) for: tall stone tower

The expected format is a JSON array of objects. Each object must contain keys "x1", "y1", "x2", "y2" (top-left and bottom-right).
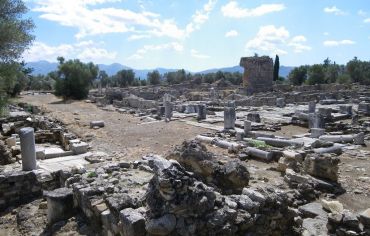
[{"x1": 239, "y1": 56, "x2": 273, "y2": 95}]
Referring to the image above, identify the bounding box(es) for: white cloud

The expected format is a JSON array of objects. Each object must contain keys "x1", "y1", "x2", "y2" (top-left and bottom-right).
[
  {"x1": 190, "y1": 49, "x2": 209, "y2": 59},
  {"x1": 323, "y1": 32, "x2": 330, "y2": 36},
  {"x1": 184, "y1": 0, "x2": 217, "y2": 36},
  {"x1": 358, "y1": 10, "x2": 367, "y2": 17},
  {"x1": 323, "y1": 40, "x2": 356, "y2": 47},
  {"x1": 289, "y1": 36, "x2": 312, "y2": 53},
  {"x1": 127, "y1": 42, "x2": 184, "y2": 60},
  {"x1": 221, "y1": 1, "x2": 285, "y2": 18},
  {"x1": 245, "y1": 25, "x2": 311, "y2": 55},
  {"x1": 225, "y1": 30, "x2": 238, "y2": 37},
  {"x1": 245, "y1": 25, "x2": 289, "y2": 55},
  {"x1": 33, "y1": 0, "x2": 216, "y2": 40},
  {"x1": 23, "y1": 41, "x2": 117, "y2": 62},
  {"x1": 324, "y1": 6, "x2": 347, "y2": 16},
  {"x1": 364, "y1": 18, "x2": 370, "y2": 23}
]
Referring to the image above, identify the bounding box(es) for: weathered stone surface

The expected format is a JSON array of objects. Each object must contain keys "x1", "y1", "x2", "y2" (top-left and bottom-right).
[
  {"x1": 303, "y1": 153, "x2": 340, "y2": 181},
  {"x1": 321, "y1": 199, "x2": 343, "y2": 214},
  {"x1": 359, "y1": 208, "x2": 370, "y2": 228},
  {"x1": 247, "y1": 112, "x2": 261, "y2": 123},
  {"x1": 240, "y1": 56, "x2": 273, "y2": 94},
  {"x1": 120, "y1": 208, "x2": 146, "y2": 236},
  {"x1": 145, "y1": 214, "x2": 176, "y2": 235},
  {"x1": 19, "y1": 127, "x2": 37, "y2": 171},
  {"x1": 299, "y1": 202, "x2": 328, "y2": 219},
  {"x1": 167, "y1": 140, "x2": 249, "y2": 192},
  {"x1": 224, "y1": 107, "x2": 236, "y2": 129},
  {"x1": 90, "y1": 120, "x2": 105, "y2": 128},
  {"x1": 302, "y1": 217, "x2": 328, "y2": 236}
]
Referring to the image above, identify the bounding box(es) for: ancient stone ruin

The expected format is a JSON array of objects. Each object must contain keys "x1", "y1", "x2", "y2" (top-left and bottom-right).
[
  {"x1": 1, "y1": 73, "x2": 370, "y2": 235},
  {"x1": 240, "y1": 56, "x2": 273, "y2": 95}
]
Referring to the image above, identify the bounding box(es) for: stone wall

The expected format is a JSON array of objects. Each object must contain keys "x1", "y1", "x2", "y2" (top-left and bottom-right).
[
  {"x1": 240, "y1": 56, "x2": 273, "y2": 95},
  {"x1": 0, "y1": 171, "x2": 42, "y2": 211}
]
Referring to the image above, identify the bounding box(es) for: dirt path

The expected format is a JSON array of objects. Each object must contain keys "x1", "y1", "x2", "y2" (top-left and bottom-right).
[{"x1": 19, "y1": 94, "x2": 210, "y2": 161}]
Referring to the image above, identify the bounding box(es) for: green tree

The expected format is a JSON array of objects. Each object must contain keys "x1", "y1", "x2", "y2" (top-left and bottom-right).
[
  {"x1": 346, "y1": 57, "x2": 370, "y2": 84},
  {"x1": 0, "y1": 0, "x2": 34, "y2": 62},
  {"x1": 147, "y1": 70, "x2": 161, "y2": 85},
  {"x1": 0, "y1": 0, "x2": 34, "y2": 114},
  {"x1": 307, "y1": 64, "x2": 325, "y2": 85},
  {"x1": 288, "y1": 66, "x2": 308, "y2": 85},
  {"x1": 114, "y1": 69, "x2": 135, "y2": 87},
  {"x1": 273, "y1": 55, "x2": 280, "y2": 81},
  {"x1": 54, "y1": 58, "x2": 99, "y2": 100},
  {"x1": 98, "y1": 70, "x2": 109, "y2": 87}
]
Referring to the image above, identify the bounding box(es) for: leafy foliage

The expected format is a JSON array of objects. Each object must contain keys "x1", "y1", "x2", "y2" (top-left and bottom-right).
[
  {"x1": 147, "y1": 70, "x2": 161, "y2": 85},
  {"x1": 273, "y1": 55, "x2": 280, "y2": 81},
  {"x1": 54, "y1": 57, "x2": 98, "y2": 100}
]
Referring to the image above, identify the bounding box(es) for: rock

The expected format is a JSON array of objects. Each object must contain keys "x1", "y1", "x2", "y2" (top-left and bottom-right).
[
  {"x1": 167, "y1": 140, "x2": 249, "y2": 193},
  {"x1": 145, "y1": 214, "x2": 176, "y2": 235},
  {"x1": 298, "y1": 202, "x2": 328, "y2": 219},
  {"x1": 328, "y1": 212, "x2": 343, "y2": 224},
  {"x1": 303, "y1": 153, "x2": 340, "y2": 181},
  {"x1": 90, "y1": 120, "x2": 104, "y2": 128},
  {"x1": 359, "y1": 208, "x2": 370, "y2": 228},
  {"x1": 342, "y1": 210, "x2": 359, "y2": 230},
  {"x1": 321, "y1": 199, "x2": 343, "y2": 214},
  {"x1": 242, "y1": 188, "x2": 266, "y2": 204},
  {"x1": 302, "y1": 217, "x2": 328, "y2": 236},
  {"x1": 120, "y1": 208, "x2": 146, "y2": 236}
]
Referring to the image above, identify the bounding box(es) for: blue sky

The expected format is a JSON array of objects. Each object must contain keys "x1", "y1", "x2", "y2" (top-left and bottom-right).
[{"x1": 23, "y1": 0, "x2": 370, "y2": 71}]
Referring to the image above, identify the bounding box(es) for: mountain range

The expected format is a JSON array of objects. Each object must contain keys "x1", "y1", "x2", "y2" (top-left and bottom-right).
[{"x1": 26, "y1": 61, "x2": 294, "y2": 79}]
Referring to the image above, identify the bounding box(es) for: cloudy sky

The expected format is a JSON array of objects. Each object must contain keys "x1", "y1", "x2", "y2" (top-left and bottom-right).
[{"x1": 23, "y1": 0, "x2": 370, "y2": 71}]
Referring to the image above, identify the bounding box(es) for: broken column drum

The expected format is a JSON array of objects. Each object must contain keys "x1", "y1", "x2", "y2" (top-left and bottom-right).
[
  {"x1": 240, "y1": 56, "x2": 273, "y2": 95},
  {"x1": 19, "y1": 127, "x2": 37, "y2": 171},
  {"x1": 44, "y1": 187, "x2": 74, "y2": 225},
  {"x1": 224, "y1": 107, "x2": 236, "y2": 129},
  {"x1": 197, "y1": 104, "x2": 207, "y2": 121}
]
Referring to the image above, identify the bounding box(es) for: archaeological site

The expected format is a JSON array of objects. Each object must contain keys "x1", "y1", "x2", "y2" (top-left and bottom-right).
[{"x1": 0, "y1": 54, "x2": 369, "y2": 236}]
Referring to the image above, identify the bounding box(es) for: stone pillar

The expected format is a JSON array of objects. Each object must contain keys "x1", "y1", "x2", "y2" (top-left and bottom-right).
[
  {"x1": 308, "y1": 101, "x2": 316, "y2": 113},
  {"x1": 276, "y1": 98, "x2": 286, "y2": 108},
  {"x1": 19, "y1": 127, "x2": 37, "y2": 171},
  {"x1": 163, "y1": 93, "x2": 171, "y2": 103},
  {"x1": 44, "y1": 188, "x2": 74, "y2": 225},
  {"x1": 244, "y1": 120, "x2": 252, "y2": 135},
  {"x1": 197, "y1": 104, "x2": 207, "y2": 121},
  {"x1": 224, "y1": 107, "x2": 236, "y2": 129},
  {"x1": 226, "y1": 100, "x2": 235, "y2": 108},
  {"x1": 308, "y1": 113, "x2": 325, "y2": 129},
  {"x1": 210, "y1": 88, "x2": 217, "y2": 101},
  {"x1": 157, "y1": 106, "x2": 165, "y2": 117},
  {"x1": 310, "y1": 128, "x2": 325, "y2": 138},
  {"x1": 164, "y1": 102, "x2": 173, "y2": 122},
  {"x1": 98, "y1": 81, "x2": 102, "y2": 96},
  {"x1": 352, "y1": 113, "x2": 359, "y2": 126}
]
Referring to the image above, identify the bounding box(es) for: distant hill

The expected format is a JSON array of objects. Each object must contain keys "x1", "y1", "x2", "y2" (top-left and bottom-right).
[
  {"x1": 26, "y1": 61, "x2": 294, "y2": 78},
  {"x1": 27, "y1": 60, "x2": 58, "y2": 75}
]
